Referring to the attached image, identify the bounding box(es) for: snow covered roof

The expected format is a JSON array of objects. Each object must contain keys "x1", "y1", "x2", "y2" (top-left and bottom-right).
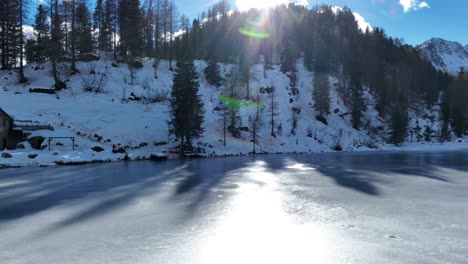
[{"x1": 0, "y1": 107, "x2": 14, "y2": 125}]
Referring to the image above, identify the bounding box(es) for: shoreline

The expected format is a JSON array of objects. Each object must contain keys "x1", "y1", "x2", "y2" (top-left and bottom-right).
[{"x1": 1, "y1": 142, "x2": 467, "y2": 169}]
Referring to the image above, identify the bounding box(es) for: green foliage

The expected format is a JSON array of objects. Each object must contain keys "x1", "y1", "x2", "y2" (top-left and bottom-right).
[{"x1": 169, "y1": 59, "x2": 204, "y2": 154}]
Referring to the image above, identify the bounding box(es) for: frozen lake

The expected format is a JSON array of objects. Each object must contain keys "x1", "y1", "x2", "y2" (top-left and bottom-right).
[{"x1": 1, "y1": 151, "x2": 468, "y2": 263}]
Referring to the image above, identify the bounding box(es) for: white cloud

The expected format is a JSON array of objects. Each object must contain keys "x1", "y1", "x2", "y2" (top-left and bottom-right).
[
  {"x1": 399, "y1": 0, "x2": 430, "y2": 12},
  {"x1": 331, "y1": 6, "x2": 372, "y2": 32}
]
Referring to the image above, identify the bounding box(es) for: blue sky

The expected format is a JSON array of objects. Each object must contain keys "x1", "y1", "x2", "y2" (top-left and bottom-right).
[{"x1": 176, "y1": 0, "x2": 468, "y2": 46}]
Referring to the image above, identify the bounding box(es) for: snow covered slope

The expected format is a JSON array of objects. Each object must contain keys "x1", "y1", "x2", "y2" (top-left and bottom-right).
[
  {"x1": 418, "y1": 38, "x2": 468, "y2": 75},
  {"x1": 0, "y1": 56, "x2": 465, "y2": 167}
]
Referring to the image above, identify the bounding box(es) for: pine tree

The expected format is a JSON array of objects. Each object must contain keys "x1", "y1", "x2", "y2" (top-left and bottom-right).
[
  {"x1": 249, "y1": 93, "x2": 263, "y2": 154},
  {"x1": 280, "y1": 40, "x2": 296, "y2": 74},
  {"x1": 33, "y1": 4, "x2": 50, "y2": 63},
  {"x1": 70, "y1": 0, "x2": 78, "y2": 72},
  {"x1": 239, "y1": 52, "x2": 251, "y2": 99},
  {"x1": 263, "y1": 40, "x2": 273, "y2": 78},
  {"x1": 50, "y1": 0, "x2": 66, "y2": 90},
  {"x1": 93, "y1": 0, "x2": 105, "y2": 52},
  {"x1": 25, "y1": 39, "x2": 35, "y2": 63},
  {"x1": 18, "y1": 0, "x2": 27, "y2": 83},
  {"x1": 268, "y1": 86, "x2": 278, "y2": 137},
  {"x1": 76, "y1": 3, "x2": 93, "y2": 54},
  {"x1": 118, "y1": 0, "x2": 143, "y2": 59},
  {"x1": 312, "y1": 72, "x2": 330, "y2": 117},
  {"x1": 169, "y1": 56, "x2": 204, "y2": 156},
  {"x1": 350, "y1": 67, "x2": 365, "y2": 129},
  {"x1": 102, "y1": 0, "x2": 114, "y2": 52},
  {"x1": 167, "y1": 2, "x2": 176, "y2": 70},
  {"x1": 143, "y1": 0, "x2": 154, "y2": 57},
  {"x1": 204, "y1": 58, "x2": 222, "y2": 87},
  {"x1": 280, "y1": 40, "x2": 298, "y2": 93},
  {"x1": 390, "y1": 93, "x2": 409, "y2": 144},
  {"x1": 0, "y1": 0, "x2": 26, "y2": 79},
  {"x1": 224, "y1": 66, "x2": 242, "y2": 138}
]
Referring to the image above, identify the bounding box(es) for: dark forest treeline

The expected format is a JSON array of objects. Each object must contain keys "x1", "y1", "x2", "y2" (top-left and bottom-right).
[{"x1": 1, "y1": 0, "x2": 468, "y2": 146}]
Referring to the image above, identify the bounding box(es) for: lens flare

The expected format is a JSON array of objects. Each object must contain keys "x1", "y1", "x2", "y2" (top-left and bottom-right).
[
  {"x1": 239, "y1": 10, "x2": 271, "y2": 39},
  {"x1": 219, "y1": 96, "x2": 264, "y2": 108}
]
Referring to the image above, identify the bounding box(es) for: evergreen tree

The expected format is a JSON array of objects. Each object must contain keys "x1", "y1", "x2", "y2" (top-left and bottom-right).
[
  {"x1": 268, "y1": 86, "x2": 278, "y2": 137},
  {"x1": 102, "y1": 0, "x2": 115, "y2": 52},
  {"x1": 118, "y1": 0, "x2": 143, "y2": 59},
  {"x1": 25, "y1": 39, "x2": 35, "y2": 63},
  {"x1": 390, "y1": 93, "x2": 409, "y2": 144},
  {"x1": 280, "y1": 40, "x2": 297, "y2": 74},
  {"x1": 224, "y1": 65, "x2": 242, "y2": 138},
  {"x1": 70, "y1": 0, "x2": 78, "y2": 72},
  {"x1": 0, "y1": 0, "x2": 26, "y2": 81},
  {"x1": 350, "y1": 67, "x2": 365, "y2": 129},
  {"x1": 312, "y1": 72, "x2": 330, "y2": 117},
  {"x1": 93, "y1": 0, "x2": 105, "y2": 52},
  {"x1": 33, "y1": 4, "x2": 50, "y2": 63},
  {"x1": 18, "y1": 0, "x2": 27, "y2": 83},
  {"x1": 169, "y1": 54, "x2": 204, "y2": 155},
  {"x1": 76, "y1": 3, "x2": 93, "y2": 54},
  {"x1": 204, "y1": 58, "x2": 222, "y2": 87},
  {"x1": 280, "y1": 40, "x2": 298, "y2": 93},
  {"x1": 50, "y1": 0, "x2": 66, "y2": 90},
  {"x1": 249, "y1": 93, "x2": 263, "y2": 154}
]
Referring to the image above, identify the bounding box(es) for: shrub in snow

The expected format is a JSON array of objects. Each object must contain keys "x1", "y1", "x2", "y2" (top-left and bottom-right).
[
  {"x1": 80, "y1": 71, "x2": 107, "y2": 93},
  {"x1": 140, "y1": 80, "x2": 169, "y2": 103},
  {"x1": 143, "y1": 91, "x2": 168, "y2": 103},
  {"x1": 92, "y1": 146, "x2": 104, "y2": 152},
  {"x1": 132, "y1": 60, "x2": 144, "y2": 69},
  {"x1": 1, "y1": 152, "x2": 12, "y2": 158}
]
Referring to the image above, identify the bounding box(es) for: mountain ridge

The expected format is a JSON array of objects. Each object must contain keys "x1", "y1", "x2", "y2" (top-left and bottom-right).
[{"x1": 418, "y1": 38, "x2": 468, "y2": 75}]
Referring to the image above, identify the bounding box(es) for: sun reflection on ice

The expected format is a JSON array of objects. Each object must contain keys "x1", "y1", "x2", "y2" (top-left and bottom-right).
[{"x1": 197, "y1": 161, "x2": 333, "y2": 264}]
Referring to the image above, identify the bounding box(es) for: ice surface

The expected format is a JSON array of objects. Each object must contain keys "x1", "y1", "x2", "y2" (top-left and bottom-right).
[{"x1": 0, "y1": 151, "x2": 467, "y2": 263}]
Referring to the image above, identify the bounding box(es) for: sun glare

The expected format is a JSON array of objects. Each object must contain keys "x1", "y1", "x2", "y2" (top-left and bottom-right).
[
  {"x1": 196, "y1": 161, "x2": 334, "y2": 264},
  {"x1": 235, "y1": 0, "x2": 289, "y2": 11}
]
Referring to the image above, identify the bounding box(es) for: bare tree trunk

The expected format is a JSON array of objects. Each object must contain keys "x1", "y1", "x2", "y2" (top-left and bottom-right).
[
  {"x1": 223, "y1": 106, "x2": 226, "y2": 146},
  {"x1": 18, "y1": 0, "x2": 27, "y2": 83},
  {"x1": 70, "y1": 0, "x2": 78, "y2": 73},
  {"x1": 162, "y1": 0, "x2": 167, "y2": 59},
  {"x1": 64, "y1": 3, "x2": 69, "y2": 53},
  {"x1": 179, "y1": 134, "x2": 184, "y2": 157},
  {"x1": 168, "y1": 2, "x2": 174, "y2": 71},
  {"x1": 113, "y1": 0, "x2": 117, "y2": 61}
]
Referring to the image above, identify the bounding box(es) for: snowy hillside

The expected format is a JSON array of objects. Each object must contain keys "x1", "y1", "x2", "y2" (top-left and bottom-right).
[
  {"x1": 418, "y1": 38, "x2": 468, "y2": 75},
  {"x1": 0, "y1": 57, "x2": 466, "y2": 167}
]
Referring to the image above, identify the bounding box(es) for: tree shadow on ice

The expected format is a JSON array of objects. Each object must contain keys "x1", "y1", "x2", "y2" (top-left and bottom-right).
[
  {"x1": 0, "y1": 161, "x2": 181, "y2": 224},
  {"x1": 1, "y1": 150, "x2": 466, "y2": 235},
  {"x1": 279, "y1": 150, "x2": 464, "y2": 197}
]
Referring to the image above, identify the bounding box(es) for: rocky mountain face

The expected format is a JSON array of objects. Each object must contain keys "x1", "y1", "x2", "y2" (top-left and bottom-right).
[{"x1": 418, "y1": 38, "x2": 468, "y2": 75}]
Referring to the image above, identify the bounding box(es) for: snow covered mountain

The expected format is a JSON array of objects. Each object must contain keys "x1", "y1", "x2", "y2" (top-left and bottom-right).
[{"x1": 418, "y1": 38, "x2": 468, "y2": 75}]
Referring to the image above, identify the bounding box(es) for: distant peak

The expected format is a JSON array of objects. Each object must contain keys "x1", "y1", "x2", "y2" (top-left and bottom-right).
[{"x1": 418, "y1": 37, "x2": 468, "y2": 75}]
